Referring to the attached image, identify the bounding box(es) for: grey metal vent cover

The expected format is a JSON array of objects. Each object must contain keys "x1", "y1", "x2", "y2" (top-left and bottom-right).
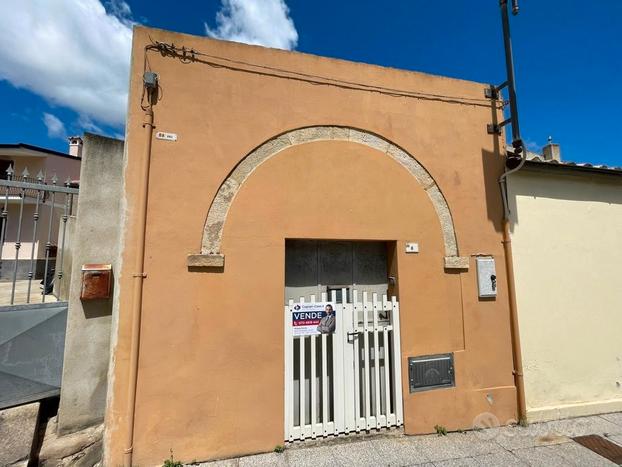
[{"x1": 408, "y1": 353, "x2": 455, "y2": 393}]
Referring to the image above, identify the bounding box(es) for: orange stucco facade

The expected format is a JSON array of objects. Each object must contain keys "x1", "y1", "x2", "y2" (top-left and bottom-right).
[{"x1": 105, "y1": 26, "x2": 517, "y2": 465}]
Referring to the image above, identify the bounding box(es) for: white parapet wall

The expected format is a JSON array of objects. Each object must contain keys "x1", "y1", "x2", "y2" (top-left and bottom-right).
[{"x1": 508, "y1": 165, "x2": 622, "y2": 422}]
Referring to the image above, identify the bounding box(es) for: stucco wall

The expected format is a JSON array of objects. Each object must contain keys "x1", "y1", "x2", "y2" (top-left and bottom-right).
[
  {"x1": 105, "y1": 27, "x2": 518, "y2": 466},
  {"x1": 57, "y1": 133, "x2": 124, "y2": 434},
  {"x1": 508, "y1": 166, "x2": 622, "y2": 421}
]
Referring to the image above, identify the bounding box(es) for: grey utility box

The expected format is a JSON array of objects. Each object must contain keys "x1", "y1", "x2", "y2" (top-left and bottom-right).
[
  {"x1": 408, "y1": 353, "x2": 455, "y2": 393},
  {"x1": 476, "y1": 256, "x2": 497, "y2": 298}
]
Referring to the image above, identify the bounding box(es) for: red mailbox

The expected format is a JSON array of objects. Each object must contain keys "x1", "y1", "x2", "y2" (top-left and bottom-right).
[{"x1": 80, "y1": 264, "x2": 112, "y2": 300}]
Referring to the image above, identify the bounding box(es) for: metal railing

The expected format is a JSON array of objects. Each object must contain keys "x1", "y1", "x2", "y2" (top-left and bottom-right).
[
  {"x1": 0, "y1": 173, "x2": 52, "y2": 201},
  {"x1": 0, "y1": 165, "x2": 79, "y2": 305}
]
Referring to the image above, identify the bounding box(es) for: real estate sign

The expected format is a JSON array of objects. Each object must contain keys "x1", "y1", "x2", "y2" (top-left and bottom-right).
[{"x1": 291, "y1": 302, "x2": 335, "y2": 336}]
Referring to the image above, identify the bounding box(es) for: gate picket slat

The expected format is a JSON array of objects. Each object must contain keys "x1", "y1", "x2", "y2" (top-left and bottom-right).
[
  {"x1": 310, "y1": 293, "x2": 317, "y2": 438},
  {"x1": 299, "y1": 297, "x2": 306, "y2": 440},
  {"x1": 362, "y1": 292, "x2": 371, "y2": 430},
  {"x1": 285, "y1": 301, "x2": 294, "y2": 441},
  {"x1": 382, "y1": 295, "x2": 391, "y2": 427},
  {"x1": 321, "y1": 292, "x2": 328, "y2": 436},
  {"x1": 372, "y1": 293, "x2": 381, "y2": 428},
  {"x1": 310, "y1": 334, "x2": 317, "y2": 437},
  {"x1": 392, "y1": 297, "x2": 404, "y2": 426},
  {"x1": 332, "y1": 289, "x2": 345, "y2": 435},
  {"x1": 309, "y1": 295, "x2": 317, "y2": 439},
  {"x1": 384, "y1": 327, "x2": 391, "y2": 426},
  {"x1": 298, "y1": 336, "x2": 307, "y2": 439},
  {"x1": 342, "y1": 288, "x2": 356, "y2": 434},
  {"x1": 353, "y1": 290, "x2": 361, "y2": 431}
]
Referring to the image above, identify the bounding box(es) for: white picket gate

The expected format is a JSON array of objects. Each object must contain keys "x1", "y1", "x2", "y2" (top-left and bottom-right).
[{"x1": 284, "y1": 290, "x2": 403, "y2": 441}]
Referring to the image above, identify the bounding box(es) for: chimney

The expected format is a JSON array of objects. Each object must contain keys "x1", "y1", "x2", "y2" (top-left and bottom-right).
[
  {"x1": 542, "y1": 136, "x2": 561, "y2": 162},
  {"x1": 68, "y1": 136, "x2": 83, "y2": 158}
]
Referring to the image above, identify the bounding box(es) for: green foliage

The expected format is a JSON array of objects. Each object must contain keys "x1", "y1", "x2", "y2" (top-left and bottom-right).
[
  {"x1": 163, "y1": 449, "x2": 183, "y2": 467},
  {"x1": 434, "y1": 424, "x2": 448, "y2": 436},
  {"x1": 274, "y1": 445, "x2": 285, "y2": 453}
]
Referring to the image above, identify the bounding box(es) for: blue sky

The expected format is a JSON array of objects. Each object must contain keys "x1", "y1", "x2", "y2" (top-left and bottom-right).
[{"x1": 1, "y1": 1, "x2": 620, "y2": 166}]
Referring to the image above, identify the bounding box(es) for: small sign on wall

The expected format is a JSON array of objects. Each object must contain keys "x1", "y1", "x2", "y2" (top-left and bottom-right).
[
  {"x1": 155, "y1": 131, "x2": 178, "y2": 141},
  {"x1": 292, "y1": 302, "x2": 335, "y2": 336}
]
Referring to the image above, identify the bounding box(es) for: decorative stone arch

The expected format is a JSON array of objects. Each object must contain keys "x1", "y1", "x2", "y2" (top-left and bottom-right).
[{"x1": 188, "y1": 126, "x2": 468, "y2": 269}]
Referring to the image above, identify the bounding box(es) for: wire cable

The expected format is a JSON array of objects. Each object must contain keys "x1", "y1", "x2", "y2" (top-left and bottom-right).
[{"x1": 145, "y1": 40, "x2": 503, "y2": 109}]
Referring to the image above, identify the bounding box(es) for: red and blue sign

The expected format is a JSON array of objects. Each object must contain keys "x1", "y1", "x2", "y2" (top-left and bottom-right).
[{"x1": 291, "y1": 302, "x2": 334, "y2": 336}]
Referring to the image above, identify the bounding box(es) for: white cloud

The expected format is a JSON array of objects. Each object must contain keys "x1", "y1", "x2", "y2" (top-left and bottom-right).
[
  {"x1": 105, "y1": 0, "x2": 133, "y2": 23},
  {"x1": 77, "y1": 114, "x2": 104, "y2": 134},
  {"x1": 0, "y1": 0, "x2": 132, "y2": 127},
  {"x1": 42, "y1": 112, "x2": 67, "y2": 139},
  {"x1": 205, "y1": 0, "x2": 298, "y2": 50}
]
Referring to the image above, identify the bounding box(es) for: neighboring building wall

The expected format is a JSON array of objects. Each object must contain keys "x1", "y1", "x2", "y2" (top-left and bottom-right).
[
  {"x1": 508, "y1": 166, "x2": 622, "y2": 422},
  {"x1": 43, "y1": 155, "x2": 81, "y2": 182},
  {"x1": 57, "y1": 134, "x2": 124, "y2": 434},
  {"x1": 105, "y1": 27, "x2": 517, "y2": 466},
  {"x1": 0, "y1": 204, "x2": 57, "y2": 280}
]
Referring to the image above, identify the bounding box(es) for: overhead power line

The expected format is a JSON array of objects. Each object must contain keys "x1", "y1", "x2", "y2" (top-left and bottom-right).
[{"x1": 144, "y1": 40, "x2": 504, "y2": 109}]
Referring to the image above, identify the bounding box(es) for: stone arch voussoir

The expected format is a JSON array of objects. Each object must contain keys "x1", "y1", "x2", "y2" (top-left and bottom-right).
[{"x1": 187, "y1": 126, "x2": 468, "y2": 270}]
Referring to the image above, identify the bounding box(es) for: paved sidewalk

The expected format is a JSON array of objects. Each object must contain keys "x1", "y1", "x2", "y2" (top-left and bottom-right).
[{"x1": 194, "y1": 412, "x2": 622, "y2": 466}]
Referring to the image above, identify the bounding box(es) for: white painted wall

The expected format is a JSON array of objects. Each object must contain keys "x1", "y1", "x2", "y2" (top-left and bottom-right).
[{"x1": 508, "y1": 167, "x2": 622, "y2": 421}]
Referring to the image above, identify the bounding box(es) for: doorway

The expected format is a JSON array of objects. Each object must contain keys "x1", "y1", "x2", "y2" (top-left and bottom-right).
[{"x1": 284, "y1": 240, "x2": 403, "y2": 441}]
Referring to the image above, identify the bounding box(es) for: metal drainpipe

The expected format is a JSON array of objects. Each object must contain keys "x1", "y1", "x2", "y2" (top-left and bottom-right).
[
  {"x1": 497, "y1": 0, "x2": 527, "y2": 424},
  {"x1": 499, "y1": 158, "x2": 527, "y2": 423},
  {"x1": 123, "y1": 104, "x2": 154, "y2": 467},
  {"x1": 501, "y1": 210, "x2": 527, "y2": 423}
]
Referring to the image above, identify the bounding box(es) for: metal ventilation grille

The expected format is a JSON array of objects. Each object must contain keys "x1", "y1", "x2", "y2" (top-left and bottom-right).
[{"x1": 408, "y1": 353, "x2": 455, "y2": 393}]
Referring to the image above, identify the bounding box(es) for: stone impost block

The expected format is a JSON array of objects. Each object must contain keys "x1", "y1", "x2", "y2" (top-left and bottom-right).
[
  {"x1": 444, "y1": 256, "x2": 470, "y2": 270},
  {"x1": 187, "y1": 254, "x2": 225, "y2": 268}
]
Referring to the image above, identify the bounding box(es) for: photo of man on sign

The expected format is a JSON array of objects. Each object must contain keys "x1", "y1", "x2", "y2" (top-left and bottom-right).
[{"x1": 317, "y1": 304, "x2": 336, "y2": 334}]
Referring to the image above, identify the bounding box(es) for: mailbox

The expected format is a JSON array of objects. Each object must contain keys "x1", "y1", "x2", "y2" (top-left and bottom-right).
[{"x1": 81, "y1": 264, "x2": 112, "y2": 300}]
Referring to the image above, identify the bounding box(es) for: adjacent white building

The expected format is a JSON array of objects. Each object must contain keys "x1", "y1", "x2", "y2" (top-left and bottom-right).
[{"x1": 508, "y1": 143, "x2": 622, "y2": 421}]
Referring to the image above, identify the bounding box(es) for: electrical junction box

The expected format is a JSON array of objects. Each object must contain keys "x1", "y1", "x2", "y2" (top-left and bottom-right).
[
  {"x1": 80, "y1": 264, "x2": 112, "y2": 300},
  {"x1": 476, "y1": 256, "x2": 497, "y2": 298},
  {"x1": 405, "y1": 242, "x2": 419, "y2": 253}
]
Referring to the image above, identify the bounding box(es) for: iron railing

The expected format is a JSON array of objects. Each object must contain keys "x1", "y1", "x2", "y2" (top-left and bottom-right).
[
  {"x1": 0, "y1": 173, "x2": 53, "y2": 201},
  {"x1": 0, "y1": 165, "x2": 79, "y2": 305}
]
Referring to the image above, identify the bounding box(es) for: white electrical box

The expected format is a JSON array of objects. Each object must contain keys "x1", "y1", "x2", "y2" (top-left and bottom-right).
[
  {"x1": 476, "y1": 256, "x2": 497, "y2": 298},
  {"x1": 405, "y1": 242, "x2": 419, "y2": 253}
]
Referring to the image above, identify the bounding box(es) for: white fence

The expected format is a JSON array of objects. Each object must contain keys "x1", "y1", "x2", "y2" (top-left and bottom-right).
[{"x1": 285, "y1": 290, "x2": 403, "y2": 442}]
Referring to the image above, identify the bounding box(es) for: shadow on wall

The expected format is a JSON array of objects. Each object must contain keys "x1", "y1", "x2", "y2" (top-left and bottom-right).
[{"x1": 480, "y1": 98, "x2": 505, "y2": 233}]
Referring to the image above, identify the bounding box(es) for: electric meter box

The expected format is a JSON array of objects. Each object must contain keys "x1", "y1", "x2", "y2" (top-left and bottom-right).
[{"x1": 476, "y1": 256, "x2": 497, "y2": 298}]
